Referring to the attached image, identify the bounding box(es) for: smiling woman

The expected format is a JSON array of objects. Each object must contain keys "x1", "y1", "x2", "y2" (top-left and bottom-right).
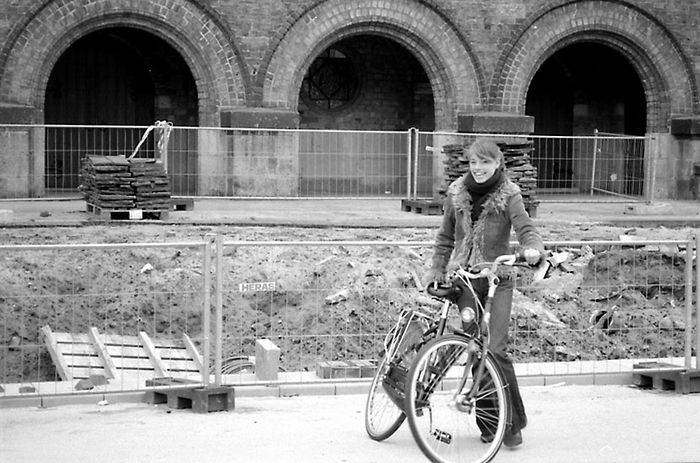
[{"x1": 467, "y1": 140, "x2": 503, "y2": 184}]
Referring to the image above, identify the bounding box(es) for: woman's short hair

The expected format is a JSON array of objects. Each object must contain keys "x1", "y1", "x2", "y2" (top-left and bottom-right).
[{"x1": 466, "y1": 138, "x2": 503, "y2": 163}]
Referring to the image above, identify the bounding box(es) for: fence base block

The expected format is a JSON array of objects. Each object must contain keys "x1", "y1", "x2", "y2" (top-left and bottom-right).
[
  {"x1": 170, "y1": 198, "x2": 194, "y2": 211},
  {"x1": 401, "y1": 199, "x2": 443, "y2": 215},
  {"x1": 315, "y1": 359, "x2": 377, "y2": 379},
  {"x1": 145, "y1": 386, "x2": 235, "y2": 413},
  {"x1": 633, "y1": 363, "x2": 700, "y2": 394}
]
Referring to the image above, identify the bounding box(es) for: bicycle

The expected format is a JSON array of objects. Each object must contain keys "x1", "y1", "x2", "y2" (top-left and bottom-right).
[{"x1": 364, "y1": 253, "x2": 532, "y2": 463}]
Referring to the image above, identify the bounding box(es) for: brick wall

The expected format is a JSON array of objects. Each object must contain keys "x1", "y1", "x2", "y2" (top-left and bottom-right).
[
  {"x1": 1, "y1": 0, "x2": 700, "y2": 198},
  {"x1": 1, "y1": 0, "x2": 698, "y2": 127}
]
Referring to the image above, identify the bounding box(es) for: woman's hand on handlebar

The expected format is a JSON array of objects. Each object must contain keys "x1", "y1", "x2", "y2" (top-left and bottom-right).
[
  {"x1": 423, "y1": 268, "x2": 447, "y2": 286},
  {"x1": 521, "y1": 248, "x2": 542, "y2": 266}
]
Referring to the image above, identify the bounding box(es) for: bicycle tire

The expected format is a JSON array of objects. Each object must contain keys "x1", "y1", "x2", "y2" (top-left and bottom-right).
[
  {"x1": 404, "y1": 335, "x2": 509, "y2": 463},
  {"x1": 364, "y1": 356, "x2": 406, "y2": 441}
]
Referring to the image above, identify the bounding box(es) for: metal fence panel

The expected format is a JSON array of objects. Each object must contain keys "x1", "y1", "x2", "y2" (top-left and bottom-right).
[
  {"x1": 1, "y1": 124, "x2": 651, "y2": 202},
  {"x1": 0, "y1": 237, "x2": 696, "y2": 400},
  {"x1": 412, "y1": 131, "x2": 650, "y2": 201},
  {"x1": 0, "y1": 241, "x2": 210, "y2": 396}
]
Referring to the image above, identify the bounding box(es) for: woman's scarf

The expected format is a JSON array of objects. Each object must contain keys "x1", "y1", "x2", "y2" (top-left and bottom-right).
[{"x1": 464, "y1": 168, "x2": 504, "y2": 223}]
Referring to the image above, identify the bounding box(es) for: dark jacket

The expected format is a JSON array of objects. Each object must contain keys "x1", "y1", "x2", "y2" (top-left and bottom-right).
[{"x1": 430, "y1": 174, "x2": 544, "y2": 276}]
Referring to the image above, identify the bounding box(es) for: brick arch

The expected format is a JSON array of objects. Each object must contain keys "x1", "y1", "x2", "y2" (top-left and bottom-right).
[
  {"x1": 490, "y1": 0, "x2": 697, "y2": 132},
  {"x1": 261, "y1": 0, "x2": 484, "y2": 130},
  {"x1": 0, "y1": 0, "x2": 248, "y2": 125}
]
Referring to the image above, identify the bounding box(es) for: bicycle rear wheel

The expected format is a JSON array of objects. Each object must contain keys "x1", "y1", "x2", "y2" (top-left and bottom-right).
[
  {"x1": 365, "y1": 356, "x2": 406, "y2": 441},
  {"x1": 405, "y1": 335, "x2": 509, "y2": 463}
]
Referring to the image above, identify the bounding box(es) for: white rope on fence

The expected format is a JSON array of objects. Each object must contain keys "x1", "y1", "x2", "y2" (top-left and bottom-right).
[{"x1": 128, "y1": 121, "x2": 174, "y2": 172}]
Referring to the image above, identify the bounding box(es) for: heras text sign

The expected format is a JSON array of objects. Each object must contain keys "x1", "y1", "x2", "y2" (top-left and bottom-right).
[{"x1": 239, "y1": 281, "x2": 276, "y2": 292}]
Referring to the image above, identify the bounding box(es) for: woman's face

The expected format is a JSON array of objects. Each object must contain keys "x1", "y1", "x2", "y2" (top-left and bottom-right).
[{"x1": 468, "y1": 155, "x2": 500, "y2": 183}]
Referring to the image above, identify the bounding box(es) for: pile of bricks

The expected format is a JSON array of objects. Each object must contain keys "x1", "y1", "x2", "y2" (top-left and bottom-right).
[{"x1": 439, "y1": 140, "x2": 539, "y2": 215}]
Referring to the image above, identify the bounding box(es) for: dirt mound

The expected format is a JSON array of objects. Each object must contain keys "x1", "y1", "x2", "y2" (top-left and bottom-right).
[{"x1": 0, "y1": 224, "x2": 694, "y2": 381}]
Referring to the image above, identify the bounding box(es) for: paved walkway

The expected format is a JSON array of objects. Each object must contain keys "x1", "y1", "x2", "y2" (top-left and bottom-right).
[
  {"x1": 2, "y1": 385, "x2": 699, "y2": 463},
  {"x1": 0, "y1": 197, "x2": 699, "y2": 228}
]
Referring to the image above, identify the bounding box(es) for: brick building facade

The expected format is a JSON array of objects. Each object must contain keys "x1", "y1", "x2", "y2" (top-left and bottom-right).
[{"x1": 1, "y1": 0, "x2": 699, "y2": 199}]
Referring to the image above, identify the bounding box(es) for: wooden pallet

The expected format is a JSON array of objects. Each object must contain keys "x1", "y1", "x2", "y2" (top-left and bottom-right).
[
  {"x1": 86, "y1": 203, "x2": 169, "y2": 220},
  {"x1": 41, "y1": 325, "x2": 203, "y2": 383},
  {"x1": 401, "y1": 199, "x2": 443, "y2": 215},
  {"x1": 632, "y1": 362, "x2": 700, "y2": 394}
]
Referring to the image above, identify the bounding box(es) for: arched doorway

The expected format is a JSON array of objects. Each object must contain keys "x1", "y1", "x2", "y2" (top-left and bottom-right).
[
  {"x1": 45, "y1": 27, "x2": 198, "y2": 193},
  {"x1": 526, "y1": 42, "x2": 646, "y2": 195},
  {"x1": 297, "y1": 34, "x2": 434, "y2": 196},
  {"x1": 298, "y1": 35, "x2": 433, "y2": 131}
]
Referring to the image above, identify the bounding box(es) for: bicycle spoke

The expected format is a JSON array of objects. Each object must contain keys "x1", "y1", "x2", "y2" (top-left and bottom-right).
[{"x1": 405, "y1": 335, "x2": 509, "y2": 463}]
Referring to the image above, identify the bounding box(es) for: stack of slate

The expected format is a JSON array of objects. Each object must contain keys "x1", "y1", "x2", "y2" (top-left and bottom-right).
[
  {"x1": 497, "y1": 141, "x2": 539, "y2": 213},
  {"x1": 438, "y1": 140, "x2": 539, "y2": 214},
  {"x1": 80, "y1": 155, "x2": 135, "y2": 209},
  {"x1": 81, "y1": 155, "x2": 170, "y2": 211},
  {"x1": 129, "y1": 159, "x2": 171, "y2": 211}
]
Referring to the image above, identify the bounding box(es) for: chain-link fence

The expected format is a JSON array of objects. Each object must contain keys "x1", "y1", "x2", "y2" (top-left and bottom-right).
[{"x1": 1, "y1": 236, "x2": 696, "y2": 401}]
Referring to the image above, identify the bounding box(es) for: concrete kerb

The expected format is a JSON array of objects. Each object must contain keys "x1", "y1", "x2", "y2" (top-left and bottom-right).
[{"x1": 0, "y1": 370, "x2": 636, "y2": 410}]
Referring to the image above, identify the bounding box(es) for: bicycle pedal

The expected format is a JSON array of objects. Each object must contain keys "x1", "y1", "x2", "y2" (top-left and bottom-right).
[{"x1": 432, "y1": 429, "x2": 452, "y2": 444}]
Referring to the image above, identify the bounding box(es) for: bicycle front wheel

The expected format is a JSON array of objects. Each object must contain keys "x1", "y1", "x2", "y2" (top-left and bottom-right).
[
  {"x1": 365, "y1": 356, "x2": 406, "y2": 441},
  {"x1": 405, "y1": 335, "x2": 509, "y2": 463}
]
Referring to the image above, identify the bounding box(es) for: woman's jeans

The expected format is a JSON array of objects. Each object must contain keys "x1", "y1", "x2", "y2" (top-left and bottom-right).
[{"x1": 456, "y1": 277, "x2": 527, "y2": 434}]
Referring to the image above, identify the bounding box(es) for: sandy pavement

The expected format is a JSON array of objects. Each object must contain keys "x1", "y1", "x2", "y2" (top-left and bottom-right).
[{"x1": 2, "y1": 384, "x2": 700, "y2": 463}]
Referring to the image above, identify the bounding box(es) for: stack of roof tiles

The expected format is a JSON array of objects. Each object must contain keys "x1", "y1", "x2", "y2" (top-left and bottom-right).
[{"x1": 80, "y1": 155, "x2": 170, "y2": 211}]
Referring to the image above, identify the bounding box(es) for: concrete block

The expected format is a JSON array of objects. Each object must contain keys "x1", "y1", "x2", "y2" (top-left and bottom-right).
[
  {"x1": 458, "y1": 112, "x2": 534, "y2": 134},
  {"x1": 316, "y1": 360, "x2": 361, "y2": 379},
  {"x1": 221, "y1": 108, "x2": 299, "y2": 129},
  {"x1": 623, "y1": 202, "x2": 673, "y2": 215},
  {"x1": 191, "y1": 387, "x2": 235, "y2": 413},
  {"x1": 255, "y1": 338, "x2": 281, "y2": 381},
  {"x1": 0, "y1": 105, "x2": 37, "y2": 124},
  {"x1": 145, "y1": 386, "x2": 235, "y2": 412},
  {"x1": 670, "y1": 116, "x2": 700, "y2": 136}
]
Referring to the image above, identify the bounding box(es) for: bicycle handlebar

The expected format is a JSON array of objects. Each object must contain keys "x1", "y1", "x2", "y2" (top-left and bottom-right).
[
  {"x1": 425, "y1": 253, "x2": 529, "y2": 299},
  {"x1": 455, "y1": 253, "x2": 526, "y2": 279}
]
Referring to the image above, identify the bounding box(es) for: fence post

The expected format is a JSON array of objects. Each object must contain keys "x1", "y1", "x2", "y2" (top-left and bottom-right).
[
  {"x1": 645, "y1": 135, "x2": 656, "y2": 203},
  {"x1": 685, "y1": 237, "x2": 694, "y2": 369},
  {"x1": 214, "y1": 234, "x2": 224, "y2": 386},
  {"x1": 590, "y1": 129, "x2": 599, "y2": 196},
  {"x1": 412, "y1": 128, "x2": 419, "y2": 200},
  {"x1": 696, "y1": 232, "x2": 700, "y2": 369},
  {"x1": 406, "y1": 128, "x2": 413, "y2": 200},
  {"x1": 201, "y1": 234, "x2": 214, "y2": 387}
]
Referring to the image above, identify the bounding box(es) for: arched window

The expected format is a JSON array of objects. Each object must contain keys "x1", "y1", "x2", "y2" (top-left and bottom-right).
[{"x1": 301, "y1": 47, "x2": 359, "y2": 110}]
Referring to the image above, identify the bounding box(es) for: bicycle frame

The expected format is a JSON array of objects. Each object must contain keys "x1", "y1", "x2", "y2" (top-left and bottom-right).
[{"x1": 427, "y1": 254, "x2": 519, "y2": 408}]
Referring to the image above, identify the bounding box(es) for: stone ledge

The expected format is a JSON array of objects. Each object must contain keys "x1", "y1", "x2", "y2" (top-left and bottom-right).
[
  {"x1": 458, "y1": 111, "x2": 534, "y2": 134},
  {"x1": 0, "y1": 105, "x2": 38, "y2": 124},
  {"x1": 220, "y1": 108, "x2": 299, "y2": 129},
  {"x1": 671, "y1": 116, "x2": 700, "y2": 136}
]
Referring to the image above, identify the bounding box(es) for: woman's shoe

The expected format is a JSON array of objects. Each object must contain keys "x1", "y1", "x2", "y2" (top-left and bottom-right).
[
  {"x1": 480, "y1": 433, "x2": 495, "y2": 444},
  {"x1": 503, "y1": 430, "x2": 522, "y2": 448}
]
